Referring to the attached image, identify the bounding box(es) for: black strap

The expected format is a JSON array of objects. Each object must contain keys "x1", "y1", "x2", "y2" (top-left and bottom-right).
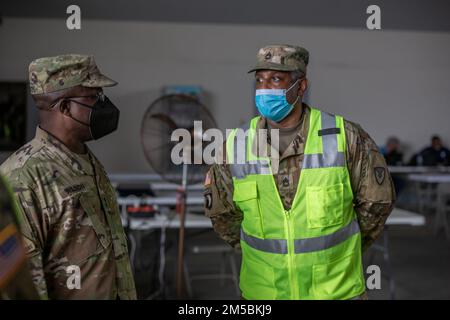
[{"x1": 318, "y1": 127, "x2": 341, "y2": 136}]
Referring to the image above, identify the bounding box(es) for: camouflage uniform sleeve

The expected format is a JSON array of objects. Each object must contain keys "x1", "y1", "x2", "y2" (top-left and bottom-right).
[
  {"x1": 10, "y1": 177, "x2": 49, "y2": 299},
  {"x1": 204, "y1": 163, "x2": 243, "y2": 251},
  {"x1": 345, "y1": 121, "x2": 396, "y2": 252}
]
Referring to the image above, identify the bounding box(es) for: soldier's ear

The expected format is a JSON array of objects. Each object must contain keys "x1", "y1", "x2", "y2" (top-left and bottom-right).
[
  {"x1": 299, "y1": 78, "x2": 308, "y2": 96},
  {"x1": 59, "y1": 99, "x2": 72, "y2": 116}
]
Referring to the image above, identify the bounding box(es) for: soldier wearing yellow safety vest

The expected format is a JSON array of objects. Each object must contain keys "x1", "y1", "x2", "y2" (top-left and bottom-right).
[{"x1": 204, "y1": 45, "x2": 395, "y2": 300}]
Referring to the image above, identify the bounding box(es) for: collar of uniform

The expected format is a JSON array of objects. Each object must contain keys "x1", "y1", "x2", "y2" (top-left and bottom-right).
[
  {"x1": 34, "y1": 126, "x2": 95, "y2": 176},
  {"x1": 255, "y1": 103, "x2": 310, "y2": 160}
]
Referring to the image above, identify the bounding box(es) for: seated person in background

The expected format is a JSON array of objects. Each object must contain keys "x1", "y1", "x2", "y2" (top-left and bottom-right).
[
  {"x1": 409, "y1": 135, "x2": 450, "y2": 166},
  {"x1": 382, "y1": 136, "x2": 403, "y2": 166}
]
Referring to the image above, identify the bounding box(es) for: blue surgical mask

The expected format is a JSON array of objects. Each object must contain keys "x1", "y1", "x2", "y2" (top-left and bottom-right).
[{"x1": 255, "y1": 79, "x2": 300, "y2": 122}]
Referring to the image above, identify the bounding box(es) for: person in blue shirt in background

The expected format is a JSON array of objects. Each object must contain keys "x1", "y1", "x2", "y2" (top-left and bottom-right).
[{"x1": 409, "y1": 135, "x2": 450, "y2": 166}]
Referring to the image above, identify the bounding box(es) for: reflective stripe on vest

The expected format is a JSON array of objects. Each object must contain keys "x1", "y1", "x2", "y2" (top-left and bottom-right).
[
  {"x1": 229, "y1": 120, "x2": 272, "y2": 179},
  {"x1": 230, "y1": 161, "x2": 271, "y2": 179},
  {"x1": 303, "y1": 111, "x2": 345, "y2": 169},
  {"x1": 229, "y1": 110, "x2": 345, "y2": 180},
  {"x1": 240, "y1": 229, "x2": 288, "y2": 254},
  {"x1": 240, "y1": 219, "x2": 360, "y2": 254}
]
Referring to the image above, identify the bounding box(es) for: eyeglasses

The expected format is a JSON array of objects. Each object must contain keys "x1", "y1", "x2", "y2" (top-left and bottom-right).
[{"x1": 48, "y1": 91, "x2": 105, "y2": 108}]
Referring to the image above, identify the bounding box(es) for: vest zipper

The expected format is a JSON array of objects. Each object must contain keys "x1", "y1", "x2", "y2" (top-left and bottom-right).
[{"x1": 284, "y1": 209, "x2": 298, "y2": 299}]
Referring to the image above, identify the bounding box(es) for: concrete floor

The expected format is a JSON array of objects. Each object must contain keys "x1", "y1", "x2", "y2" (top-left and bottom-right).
[
  {"x1": 131, "y1": 221, "x2": 450, "y2": 300},
  {"x1": 367, "y1": 224, "x2": 450, "y2": 299}
]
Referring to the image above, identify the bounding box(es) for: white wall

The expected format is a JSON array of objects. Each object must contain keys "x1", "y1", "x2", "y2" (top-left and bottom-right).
[{"x1": 1, "y1": 17, "x2": 450, "y2": 172}]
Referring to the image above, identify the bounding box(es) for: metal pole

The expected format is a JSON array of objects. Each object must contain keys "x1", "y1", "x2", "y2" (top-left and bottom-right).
[{"x1": 176, "y1": 163, "x2": 188, "y2": 298}]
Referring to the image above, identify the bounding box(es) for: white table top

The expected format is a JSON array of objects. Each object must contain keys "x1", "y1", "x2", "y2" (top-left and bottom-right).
[
  {"x1": 117, "y1": 196, "x2": 204, "y2": 206},
  {"x1": 128, "y1": 213, "x2": 211, "y2": 230},
  {"x1": 109, "y1": 169, "x2": 450, "y2": 179},
  {"x1": 109, "y1": 173, "x2": 205, "y2": 184},
  {"x1": 388, "y1": 166, "x2": 450, "y2": 174},
  {"x1": 408, "y1": 174, "x2": 450, "y2": 183},
  {"x1": 386, "y1": 208, "x2": 425, "y2": 226},
  {"x1": 125, "y1": 207, "x2": 425, "y2": 230}
]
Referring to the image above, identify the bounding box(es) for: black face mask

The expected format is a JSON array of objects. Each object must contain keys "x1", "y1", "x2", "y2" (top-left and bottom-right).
[{"x1": 65, "y1": 95, "x2": 120, "y2": 140}]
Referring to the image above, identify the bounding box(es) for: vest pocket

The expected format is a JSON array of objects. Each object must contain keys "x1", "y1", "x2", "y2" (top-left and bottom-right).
[
  {"x1": 312, "y1": 252, "x2": 364, "y2": 299},
  {"x1": 233, "y1": 180, "x2": 264, "y2": 238},
  {"x1": 306, "y1": 183, "x2": 344, "y2": 228},
  {"x1": 240, "y1": 256, "x2": 276, "y2": 300}
]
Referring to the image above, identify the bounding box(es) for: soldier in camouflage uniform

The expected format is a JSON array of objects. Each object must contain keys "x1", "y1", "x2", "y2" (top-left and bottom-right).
[
  {"x1": 0, "y1": 54, "x2": 136, "y2": 299},
  {"x1": 0, "y1": 174, "x2": 40, "y2": 299},
  {"x1": 204, "y1": 45, "x2": 396, "y2": 299}
]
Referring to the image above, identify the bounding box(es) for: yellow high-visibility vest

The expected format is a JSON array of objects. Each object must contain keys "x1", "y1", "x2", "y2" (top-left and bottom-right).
[{"x1": 226, "y1": 107, "x2": 365, "y2": 300}]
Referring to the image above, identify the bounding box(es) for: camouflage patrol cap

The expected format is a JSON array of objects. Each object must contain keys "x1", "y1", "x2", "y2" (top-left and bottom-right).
[
  {"x1": 28, "y1": 54, "x2": 117, "y2": 95},
  {"x1": 248, "y1": 44, "x2": 309, "y2": 74}
]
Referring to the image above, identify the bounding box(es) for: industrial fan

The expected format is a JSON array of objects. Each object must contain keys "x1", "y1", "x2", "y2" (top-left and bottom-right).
[{"x1": 140, "y1": 93, "x2": 216, "y2": 298}]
